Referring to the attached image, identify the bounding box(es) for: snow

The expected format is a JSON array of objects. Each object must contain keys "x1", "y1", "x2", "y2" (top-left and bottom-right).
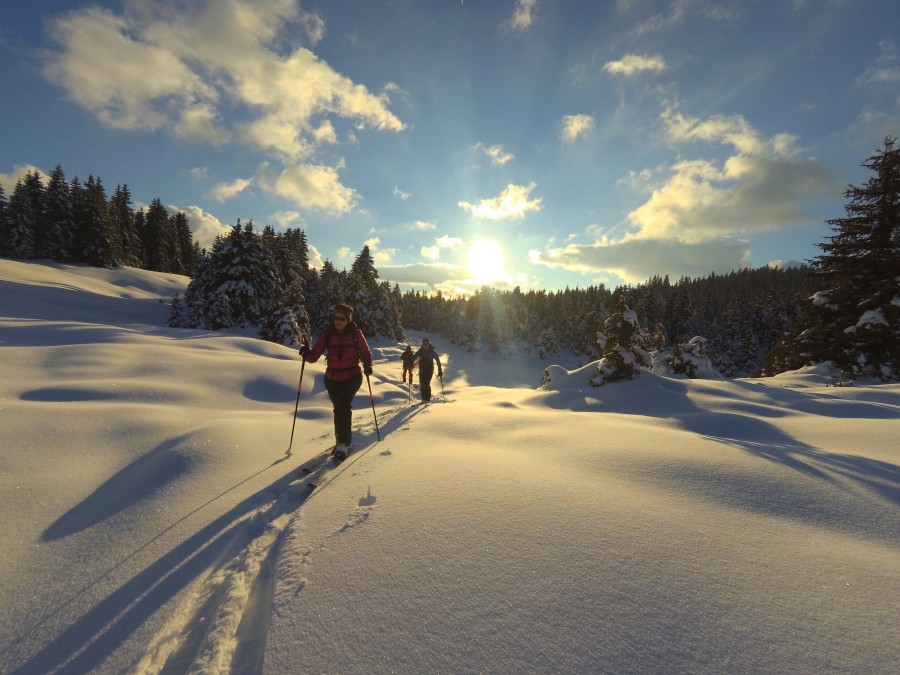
[{"x1": 1, "y1": 258, "x2": 899, "y2": 674}]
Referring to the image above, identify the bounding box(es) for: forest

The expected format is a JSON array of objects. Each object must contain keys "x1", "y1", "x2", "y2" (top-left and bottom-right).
[{"x1": 1, "y1": 137, "x2": 897, "y2": 381}]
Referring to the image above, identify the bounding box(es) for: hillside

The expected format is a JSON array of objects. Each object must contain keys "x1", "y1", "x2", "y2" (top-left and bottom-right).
[{"x1": 1, "y1": 259, "x2": 898, "y2": 674}]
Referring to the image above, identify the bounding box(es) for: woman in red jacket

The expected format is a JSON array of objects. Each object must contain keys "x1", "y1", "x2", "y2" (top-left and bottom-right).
[{"x1": 299, "y1": 303, "x2": 373, "y2": 459}]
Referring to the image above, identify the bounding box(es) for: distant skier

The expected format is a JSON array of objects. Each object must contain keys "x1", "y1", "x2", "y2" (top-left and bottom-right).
[
  {"x1": 412, "y1": 338, "x2": 442, "y2": 403},
  {"x1": 400, "y1": 345, "x2": 415, "y2": 385},
  {"x1": 299, "y1": 303, "x2": 373, "y2": 459}
]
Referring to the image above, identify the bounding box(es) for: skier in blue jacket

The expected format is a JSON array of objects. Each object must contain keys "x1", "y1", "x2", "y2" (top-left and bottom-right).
[{"x1": 412, "y1": 338, "x2": 442, "y2": 403}]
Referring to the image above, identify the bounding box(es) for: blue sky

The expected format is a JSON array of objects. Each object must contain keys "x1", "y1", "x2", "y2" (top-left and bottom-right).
[{"x1": 1, "y1": 0, "x2": 898, "y2": 294}]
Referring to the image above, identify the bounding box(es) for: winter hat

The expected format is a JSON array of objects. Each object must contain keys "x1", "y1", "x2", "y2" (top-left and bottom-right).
[{"x1": 333, "y1": 303, "x2": 353, "y2": 319}]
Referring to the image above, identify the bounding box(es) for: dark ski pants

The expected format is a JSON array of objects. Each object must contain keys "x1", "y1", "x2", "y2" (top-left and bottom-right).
[
  {"x1": 324, "y1": 373, "x2": 363, "y2": 445},
  {"x1": 402, "y1": 365, "x2": 414, "y2": 384},
  {"x1": 419, "y1": 366, "x2": 434, "y2": 402}
]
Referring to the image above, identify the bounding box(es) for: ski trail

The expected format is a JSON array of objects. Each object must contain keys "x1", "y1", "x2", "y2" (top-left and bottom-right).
[{"x1": 132, "y1": 402, "x2": 419, "y2": 674}]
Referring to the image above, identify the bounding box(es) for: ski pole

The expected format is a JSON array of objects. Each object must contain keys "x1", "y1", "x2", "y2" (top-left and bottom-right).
[
  {"x1": 365, "y1": 372, "x2": 381, "y2": 441},
  {"x1": 439, "y1": 373, "x2": 445, "y2": 399},
  {"x1": 286, "y1": 358, "x2": 306, "y2": 456}
]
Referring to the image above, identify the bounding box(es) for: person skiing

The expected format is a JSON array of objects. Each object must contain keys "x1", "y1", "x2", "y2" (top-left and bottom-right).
[
  {"x1": 412, "y1": 338, "x2": 442, "y2": 403},
  {"x1": 400, "y1": 345, "x2": 415, "y2": 385},
  {"x1": 299, "y1": 303, "x2": 373, "y2": 459}
]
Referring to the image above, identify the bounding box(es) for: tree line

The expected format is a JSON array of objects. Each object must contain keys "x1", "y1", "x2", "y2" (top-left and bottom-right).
[
  {"x1": 2, "y1": 137, "x2": 896, "y2": 382},
  {"x1": 0, "y1": 166, "x2": 196, "y2": 274}
]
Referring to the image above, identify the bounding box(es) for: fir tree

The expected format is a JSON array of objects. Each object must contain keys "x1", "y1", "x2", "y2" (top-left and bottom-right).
[
  {"x1": 44, "y1": 166, "x2": 75, "y2": 261},
  {"x1": 591, "y1": 290, "x2": 650, "y2": 385},
  {"x1": 793, "y1": 137, "x2": 899, "y2": 380},
  {"x1": 6, "y1": 178, "x2": 37, "y2": 258}
]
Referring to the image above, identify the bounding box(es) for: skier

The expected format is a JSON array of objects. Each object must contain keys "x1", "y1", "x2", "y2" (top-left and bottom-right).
[
  {"x1": 400, "y1": 345, "x2": 415, "y2": 385},
  {"x1": 412, "y1": 338, "x2": 442, "y2": 403},
  {"x1": 299, "y1": 303, "x2": 373, "y2": 459}
]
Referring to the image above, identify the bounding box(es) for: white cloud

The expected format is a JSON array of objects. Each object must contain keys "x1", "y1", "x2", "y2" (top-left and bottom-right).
[
  {"x1": 603, "y1": 54, "x2": 667, "y2": 77},
  {"x1": 530, "y1": 237, "x2": 752, "y2": 285},
  {"x1": 189, "y1": 166, "x2": 209, "y2": 180},
  {"x1": 474, "y1": 142, "x2": 514, "y2": 166},
  {"x1": 503, "y1": 0, "x2": 539, "y2": 33},
  {"x1": 42, "y1": 0, "x2": 405, "y2": 160},
  {"x1": 211, "y1": 176, "x2": 254, "y2": 202},
  {"x1": 408, "y1": 220, "x2": 436, "y2": 230},
  {"x1": 629, "y1": 106, "x2": 837, "y2": 243},
  {"x1": 269, "y1": 210, "x2": 303, "y2": 228},
  {"x1": 0, "y1": 164, "x2": 45, "y2": 189},
  {"x1": 559, "y1": 114, "x2": 595, "y2": 144},
  {"x1": 458, "y1": 183, "x2": 542, "y2": 220},
  {"x1": 393, "y1": 186, "x2": 412, "y2": 200},
  {"x1": 421, "y1": 246, "x2": 441, "y2": 261},
  {"x1": 257, "y1": 161, "x2": 357, "y2": 213}
]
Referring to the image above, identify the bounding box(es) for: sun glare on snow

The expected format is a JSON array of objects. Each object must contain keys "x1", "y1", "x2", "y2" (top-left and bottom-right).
[{"x1": 466, "y1": 239, "x2": 507, "y2": 283}]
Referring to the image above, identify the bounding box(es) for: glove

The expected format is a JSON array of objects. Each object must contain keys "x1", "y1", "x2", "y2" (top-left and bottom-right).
[
  {"x1": 299, "y1": 344, "x2": 310, "y2": 357},
  {"x1": 364, "y1": 364, "x2": 373, "y2": 376}
]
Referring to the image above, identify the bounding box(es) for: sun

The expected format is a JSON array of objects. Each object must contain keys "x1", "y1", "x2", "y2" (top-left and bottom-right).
[{"x1": 466, "y1": 239, "x2": 507, "y2": 283}]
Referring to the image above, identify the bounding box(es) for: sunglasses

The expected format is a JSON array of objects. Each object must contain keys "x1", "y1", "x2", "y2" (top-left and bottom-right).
[{"x1": 333, "y1": 314, "x2": 348, "y2": 322}]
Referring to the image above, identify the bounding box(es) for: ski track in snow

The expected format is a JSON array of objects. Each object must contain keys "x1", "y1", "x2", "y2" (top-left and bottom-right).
[{"x1": 132, "y1": 402, "x2": 417, "y2": 673}]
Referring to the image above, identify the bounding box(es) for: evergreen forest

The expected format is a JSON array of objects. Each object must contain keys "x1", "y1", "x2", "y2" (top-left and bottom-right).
[{"x1": 1, "y1": 137, "x2": 897, "y2": 382}]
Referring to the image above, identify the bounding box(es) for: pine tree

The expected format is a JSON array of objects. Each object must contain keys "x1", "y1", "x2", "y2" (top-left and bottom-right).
[
  {"x1": 345, "y1": 245, "x2": 403, "y2": 339},
  {"x1": 591, "y1": 289, "x2": 650, "y2": 385},
  {"x1": 110, "y1": 184, "x2": 142, "y2": 267},
  {"x1": 6, "y1": 178, "x2": 37, "y2": 258},
  {"x1": 44, "y1": 166, "x2": 76, "y2": 261},
  {"x1": 794, "y1": 137, "x2": 899, "y2": 380},
  {"x1": 73, "y1": 176, "x2": 116, "y2": 267},
  {"x1": 0, "y1": 183, "x2": 8, "y2": 257}
]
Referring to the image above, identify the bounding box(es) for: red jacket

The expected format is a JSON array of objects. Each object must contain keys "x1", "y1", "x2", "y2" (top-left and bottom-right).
[{"x1": 305, "y1": 322, "x2": 373, "y2": 382}]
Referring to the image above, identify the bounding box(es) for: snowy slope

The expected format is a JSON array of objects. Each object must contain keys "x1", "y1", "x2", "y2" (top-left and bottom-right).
[{"x1": 0, "y1": 259, "x2": 898, "y2": 674}]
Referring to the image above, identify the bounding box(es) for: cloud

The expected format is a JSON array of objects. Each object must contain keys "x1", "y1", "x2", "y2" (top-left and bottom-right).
[
  {"x1": 42, "y1": 0, "x2": 404, "y2": 159},
  {"x1": 857, "y1": 40, "x2": 900, "y2": 88},
  {"x1": 421, "y1": 235, "x2": 464, "y2": 261},
  {"x1": 474, "y1": 142, "x2": 514, "y2": 166},
  {"x1": 408, "y1": 220, "x2": 437, "y2": 231},
  {"x1": 503, "y1": 0, "x2": 539, "y2": 33},
  {"x1": 530, "y1": 237, "x2": 752, "y2": 284},
  {"x1": 0, "y1": 164, "x2": 44, "y2": 189},
  {"x1": 269, "y1": 210, "x2": 304, "y2": 228},
  {"x1": 189, "y1": 166, "x2": 209, "y2": 180},
  {"x1": 559, "y1": 114, "x2": 595, "y2": 144},
  {"x1": 626, "y1": 106, "x2": 838, "y2": 243},
  {"x1": 211, "y1": 176, "x2": 254, "y2": 202},
  {"x1": 393, "y1": 185, "x2": 412, "y2": 200},
  {"x1": 530, "y1": 105, "x2": 837, "y2": 284},
  {"x1": 257, "y1": 161, "x2": 357, "y2": 213},
  {"x1": 603, "y1": 54, "x2": 667, "y2": 77},
  {"x1": 458, "y1": 183, "x2": 542, "y2": 220}
]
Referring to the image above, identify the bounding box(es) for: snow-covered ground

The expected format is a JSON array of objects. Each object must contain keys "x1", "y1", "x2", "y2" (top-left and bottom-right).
[{"x1": 1, "y1": 258, "x2": 898, "y2": 674}]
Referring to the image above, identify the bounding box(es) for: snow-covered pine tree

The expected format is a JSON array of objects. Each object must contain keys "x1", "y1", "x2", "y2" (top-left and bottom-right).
[
  {"x1": 167, "y1": 292, "x2": 184, "y2": 328},
  {"x1": 793, "y1": 137, "x2": 899, "y2": 381},
  {"x1": 344, "y1": 245, "x2": 403, "y2": 339},
  {"x1": 210, "y1": 221, "x2": 279, "y2": 328},
  {"x1": 591, "y1": 290, "x2": 650, "y2": 386},
  {"x1": 666, "y1": 336, "x2": 717, "y2": 378}
]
